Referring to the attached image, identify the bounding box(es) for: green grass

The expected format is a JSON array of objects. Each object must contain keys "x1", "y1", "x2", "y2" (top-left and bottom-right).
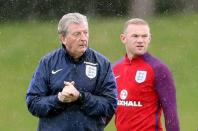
[{"x1": 0, "y1": 13, "x2": 198, "y2": 131}]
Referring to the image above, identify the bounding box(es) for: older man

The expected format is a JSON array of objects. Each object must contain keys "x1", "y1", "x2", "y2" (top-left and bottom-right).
[{"x1": 26, "y1": 13, "x2": 117, "y2": 131}]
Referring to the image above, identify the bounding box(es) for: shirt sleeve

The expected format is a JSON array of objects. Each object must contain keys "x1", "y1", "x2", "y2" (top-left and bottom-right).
[
  {"x1": 154, "y1": 64, "x2": 180, "y2": 131},
  {"x1": 26, "y1": 58, "x2": 65, "y2": 117},
  {"x1": 79, "y1": 62, "x2": 118, "y2": 120}
]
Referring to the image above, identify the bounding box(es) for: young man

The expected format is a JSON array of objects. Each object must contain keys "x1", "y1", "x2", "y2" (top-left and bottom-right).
[
  {"x1": 26, "y1": 13, "x2": 117, "y2": 131},
  {"x1": 113, "y1": 18, "x2": 180, "y2": 131}
]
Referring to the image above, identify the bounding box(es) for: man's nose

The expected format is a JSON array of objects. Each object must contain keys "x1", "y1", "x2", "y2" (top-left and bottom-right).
[
  {"x1": 80, "y1": 32, "x2": 88, "y2": 40},
  {"x1": 137, "y1": 36, "x2": 144, "y2": 42}
]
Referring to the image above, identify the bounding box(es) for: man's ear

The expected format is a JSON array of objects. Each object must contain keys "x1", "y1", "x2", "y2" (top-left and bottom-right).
[
  {"x1": 148, "y1": 34, "x2": 151, "y2": 44},
  {"x1": 120, "y1": 33, "x2": 126, "y2": 44},
  {"x1": 60, "y1": 35, "x2": 66, "y2": 44}
]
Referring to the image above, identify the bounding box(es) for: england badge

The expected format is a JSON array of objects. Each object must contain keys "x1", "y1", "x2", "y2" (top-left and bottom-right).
[
  {"x1": 135, "y1": 70, "x2": 147, "y2": 83},
  {"x1": 85, "y1": 64, "x2": 97, "y2": 79}
]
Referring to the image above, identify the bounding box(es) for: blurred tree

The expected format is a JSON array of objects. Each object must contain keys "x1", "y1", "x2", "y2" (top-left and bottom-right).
[
  {"x1": 0, "y1": 0, "x2": 32, "y2": 21},
  {"x1": 155, "y1": 0, "x2": 183, "y2": 14},
  {"x1": 96, "y1": 0, "x2": 128, "y2": 16},
  {"x1": 0, "y1": 0, "x2": 198, "y2": 21},
  {"x1": 180, "y1": 0, "x2": 198, "y2": 11},
  {"x1": 128, "y1": 0, "x2": 155, "y2": 18},
  {"x1": 86, "y1": 0, "x2": 96, "y2": 16}
]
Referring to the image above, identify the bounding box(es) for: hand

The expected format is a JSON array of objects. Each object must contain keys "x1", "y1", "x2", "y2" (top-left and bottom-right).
[{"x1": 58, "y1": 81, "x2": 80, "y2": 103}]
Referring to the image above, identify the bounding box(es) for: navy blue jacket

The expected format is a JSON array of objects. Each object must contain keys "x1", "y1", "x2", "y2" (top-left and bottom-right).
[{"x1": 26, "y1": 45, "x2": 117, "y2": 131}]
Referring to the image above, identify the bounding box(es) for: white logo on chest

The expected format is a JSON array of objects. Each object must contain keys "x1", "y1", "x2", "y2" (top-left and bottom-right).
[
  {"x1": 135, "y1": 70, "x2": 147, "y2": 83},
  {"x1": 118, "y1": 89, "x2": 143, "y2": 107},
  {"x1": 120, "y1": 89, "x2": 128, "y2": 100},
  {"x1": 85, "y1": 62, "x2": 97, "y2": 79},
  {"x1": 51, "y1": 69, "x2": 63, "y2": 75}
]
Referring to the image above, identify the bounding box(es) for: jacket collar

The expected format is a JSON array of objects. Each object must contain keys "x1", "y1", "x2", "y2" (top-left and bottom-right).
[
  {"x1": 124, "y1": 52, "x2": 149, "y2": 64},
  {"x1": 61, "y1": 44, "x2": 88, "y2": 63}
]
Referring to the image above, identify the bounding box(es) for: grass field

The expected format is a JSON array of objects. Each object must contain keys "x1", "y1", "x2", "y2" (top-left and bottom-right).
[{"x1": 0, "y1": 13, "x2": 198, "y2": 131}]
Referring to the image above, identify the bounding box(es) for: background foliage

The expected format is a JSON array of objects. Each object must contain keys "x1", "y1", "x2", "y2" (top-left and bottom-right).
[
  {"x1": 0, "y1": 0, "x2": 198, "y2": 21},
  {"x1": 0, "y1": 13, "x2": 198, "y2": 130}
]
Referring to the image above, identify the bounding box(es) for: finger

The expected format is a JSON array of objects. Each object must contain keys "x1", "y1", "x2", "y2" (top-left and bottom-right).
[
  {"x1": 71, "y1": 81, "x2": 75, "y2": 85},
  {"x1": 65, "y1": 93, "x2": 74, "y2": 97},
  {"x1": 61, "y1": 91, "x2": 72, "y2": 97},
  {"x1": 63, "y1": 96, "x2": 74, "y2": 102},
  {"x1": 58, "y1": 92, "x2": 62, "y2": 96},
  {"x1": 64, "y1": 82, "x2": 74, "y2": 87},
  {"x1": 64, "y1": 81, "x2": 70, "y2": 85},
  {"x1": 58, "y1": 92, "x2": 64, "y2": 102},
  {"x1": 64, "y1": 81, "x2": 75, "y2": 86}
]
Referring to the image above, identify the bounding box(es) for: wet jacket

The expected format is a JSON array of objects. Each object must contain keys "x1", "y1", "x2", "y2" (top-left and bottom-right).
[{"x1": 26, "y1": 45, "x2": 117, "y2": 131}]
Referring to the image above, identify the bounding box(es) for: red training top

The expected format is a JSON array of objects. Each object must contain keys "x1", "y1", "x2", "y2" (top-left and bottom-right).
[{"x1": 113, "y1": 53, "x2": 180, "y2": 131}]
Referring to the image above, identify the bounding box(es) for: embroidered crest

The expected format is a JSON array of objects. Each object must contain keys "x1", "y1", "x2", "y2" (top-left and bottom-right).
[
  {"x1": 135, "y1": 70, "x2": 147, "y2": 83},
  {"x1": 85, "y1": 65, "x2": 97, "y2": 79},
  {"x1": 120, "y1": 89, "x2": 128, "y2": 100}
]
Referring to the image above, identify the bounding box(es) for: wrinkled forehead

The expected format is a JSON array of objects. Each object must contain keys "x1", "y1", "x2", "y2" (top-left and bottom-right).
[
  {"x1": 67, "y1": 22, "x2": 88, "y2": 32},
  {"x1": 125, "y1": 24, "x2": 150, "y2": 35}
]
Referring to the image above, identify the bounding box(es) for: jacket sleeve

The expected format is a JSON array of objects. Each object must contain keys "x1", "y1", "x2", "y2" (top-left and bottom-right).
[
  {"x1": 79, "y1": 62, "x2": 118, "y2": 119},
  {"x1": 26, "y1": 58, "x2": 65, "y2": 117},
  {"x1": 155, "y1": 64, "x2": 180, "y2": 131}
]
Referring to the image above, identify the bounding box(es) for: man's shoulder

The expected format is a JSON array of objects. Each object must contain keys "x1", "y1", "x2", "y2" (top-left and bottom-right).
[
  {"x1": 112, "y1": 57, "x2": 125, "y2": 68},
  {"x1": 41, "y1": 48, "x2": 63, "y2": 61},
  {"x1": 143, "y1": 53, "x2": 171, "y2": 72},
  {"x1": 87, "y1": 48, "x2": 110, "y2": 63}
]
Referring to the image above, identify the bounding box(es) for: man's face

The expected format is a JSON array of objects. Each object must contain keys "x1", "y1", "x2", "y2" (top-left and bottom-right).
[
  {"x1": 120, "y1": 24, "x2": 151, "y2": 58},
  {"x1": 61, "y1": 23, "x2": 89, "y2": 59}
]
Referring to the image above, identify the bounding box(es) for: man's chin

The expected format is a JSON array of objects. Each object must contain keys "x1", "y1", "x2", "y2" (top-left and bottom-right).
[
  {"x1": 79, "y1": 48, "x2": 87, "y2": 54},
  {"x1": 81, "y1": 47, "x2": 87, "y2": 51},
  {"x1": 137, "y1": 51, "x2": 146, "y2": 55}
]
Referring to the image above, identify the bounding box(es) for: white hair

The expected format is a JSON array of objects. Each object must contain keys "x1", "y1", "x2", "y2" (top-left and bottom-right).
[{"x1": 57, "y1": 13, "x2": 88, "y2": 36}]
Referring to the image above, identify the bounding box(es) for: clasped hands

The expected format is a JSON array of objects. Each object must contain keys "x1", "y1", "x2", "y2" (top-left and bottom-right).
[{"x1": 58, "y1": 81, "x2": 80, "y2": 103}]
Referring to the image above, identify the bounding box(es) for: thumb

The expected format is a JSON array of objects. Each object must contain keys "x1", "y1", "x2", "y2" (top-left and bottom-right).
[
  {"x1": 64, "y1": 81, "x2": 70, "y2": 85},
  {"x1": 71, "y1": 81, "x2": 75, "y2": 85}
]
